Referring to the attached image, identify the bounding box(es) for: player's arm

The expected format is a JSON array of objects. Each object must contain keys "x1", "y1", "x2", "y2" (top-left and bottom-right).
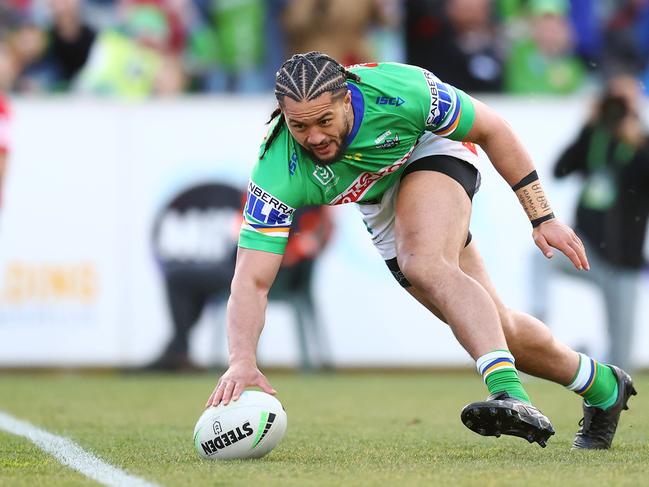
[
  {"x1": 464, "y1": 97, "x2": 589, "y2": 271},
  {"x1": 206, "y1": 247, "x2": 282, "y2": 407}
]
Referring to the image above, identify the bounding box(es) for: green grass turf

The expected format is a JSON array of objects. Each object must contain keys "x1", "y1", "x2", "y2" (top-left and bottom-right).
[{"x1": 0, "y1": 371, "x2": 646, "y2": 487}]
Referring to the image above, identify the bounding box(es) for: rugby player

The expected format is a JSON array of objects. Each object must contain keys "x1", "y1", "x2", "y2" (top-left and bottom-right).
[{"x1": 206, "y1": 52, "x2": 636, "y2": 449}]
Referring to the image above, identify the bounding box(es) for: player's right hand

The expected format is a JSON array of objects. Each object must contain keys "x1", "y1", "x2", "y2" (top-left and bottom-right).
[
  {"x1": 532, "y1": 218, "x2": 589, "y2": 271},
  {"x1": 205, "y1": 361, "x2": 276, "y2": 408}
]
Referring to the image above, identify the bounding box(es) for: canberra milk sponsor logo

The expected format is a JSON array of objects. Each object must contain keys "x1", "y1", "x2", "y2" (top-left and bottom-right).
[{"x1": 245, "y1": 181, "x2": 295, "y2": 225}]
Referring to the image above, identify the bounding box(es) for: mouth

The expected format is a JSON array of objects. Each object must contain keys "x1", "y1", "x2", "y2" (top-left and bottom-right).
[{"x1": 312, "y1": 142, "x2": 332, "y2": 156}]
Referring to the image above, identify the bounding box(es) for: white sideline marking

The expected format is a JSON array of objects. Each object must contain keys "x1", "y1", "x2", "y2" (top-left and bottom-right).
[{"x1": 0, "y1": 411, "x2": 159, "y2": 487}]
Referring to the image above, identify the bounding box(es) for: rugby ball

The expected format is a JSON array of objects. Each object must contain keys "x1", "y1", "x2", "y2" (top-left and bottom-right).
[{"x1": 193, "y1": 391, "x2": 287, "y2": 460}]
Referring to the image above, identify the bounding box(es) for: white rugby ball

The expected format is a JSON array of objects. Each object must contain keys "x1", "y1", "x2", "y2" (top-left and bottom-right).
[{"x1": 193, "y1": 391, "x2": 287, "y2": 460}]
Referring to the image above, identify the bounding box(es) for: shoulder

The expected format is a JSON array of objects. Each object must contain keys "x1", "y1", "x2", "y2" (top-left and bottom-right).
[
  {"x1": 348, "y1": 62, "x2": 434, "y2": 88},
  {"x1": 252, "y1": 121, "x2": 309, "y2": 208},
  {"x1": 349, "y1": 62, "x2": 442, "y2": 117}
]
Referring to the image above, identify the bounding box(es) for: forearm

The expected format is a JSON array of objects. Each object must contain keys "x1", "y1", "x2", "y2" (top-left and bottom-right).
[
  {"x1": 471, "y1": 104, "x2": 536, "y2": 185},
  {"x1": 225, "y1": 279, "x2": 269, "y2": 365},
  {"x1": 468, "y1": 100, "x2": 554, "y2": 225}
]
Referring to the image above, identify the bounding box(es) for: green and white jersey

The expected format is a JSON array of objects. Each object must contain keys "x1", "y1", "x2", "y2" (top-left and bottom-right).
[{"x1": 240, "y1": 62, "x2": 477, "y2": 254}]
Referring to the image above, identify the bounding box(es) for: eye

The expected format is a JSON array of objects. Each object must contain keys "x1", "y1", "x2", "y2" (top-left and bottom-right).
[
  {"x1": 292, "y1": 123, "x2": 305, "y2": 131},
  {"x1": 320, "y1": 119, "x2": 332, "y2": 126}
]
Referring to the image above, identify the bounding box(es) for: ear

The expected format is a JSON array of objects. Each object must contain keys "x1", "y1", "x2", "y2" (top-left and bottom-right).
[{"x1": 343, "y1": 90, "x2": 352, "y2": 111}]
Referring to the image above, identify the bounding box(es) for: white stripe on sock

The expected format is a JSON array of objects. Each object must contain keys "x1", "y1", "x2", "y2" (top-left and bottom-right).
[{"x1": 476, "y1": 350, "x2": 515, "y2": 376}]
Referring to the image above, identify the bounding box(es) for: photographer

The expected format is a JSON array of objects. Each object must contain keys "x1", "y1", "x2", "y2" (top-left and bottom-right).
[{"x1": 533, "y1": 74, "x2": 649, "y2": 371}]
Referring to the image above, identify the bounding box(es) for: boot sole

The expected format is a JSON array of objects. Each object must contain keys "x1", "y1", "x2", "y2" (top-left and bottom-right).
[{"x1": 461, "y1": 400, "x2": 555, "y2": 448}]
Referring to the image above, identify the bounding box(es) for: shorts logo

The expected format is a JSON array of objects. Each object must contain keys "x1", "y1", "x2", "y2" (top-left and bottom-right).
[
  {"x1": 462, "y1": 142, "x2": 478, "y2": 155},
  {"x1": 375, "y1": 96, "x2": 405, "y2": 107},
  {"x1": 313, "y1": 165, "x2": 335, "y2": 186},
  {"x1": 246, "y1": 182, "x2": 294, "y2": 225},
  {"x1": 374, "y1": 130, "x2": 400, "y2": 149}
]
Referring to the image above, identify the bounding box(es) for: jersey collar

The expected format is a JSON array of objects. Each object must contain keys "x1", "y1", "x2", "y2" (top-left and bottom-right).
[{"x1": 345, "y1": 83, "x2": 364, "y2": 147}]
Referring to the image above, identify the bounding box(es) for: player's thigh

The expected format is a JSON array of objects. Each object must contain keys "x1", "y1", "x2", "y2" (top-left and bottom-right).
[{"x1": 395, "y1": 170, "x2": 472, "y2": 266}]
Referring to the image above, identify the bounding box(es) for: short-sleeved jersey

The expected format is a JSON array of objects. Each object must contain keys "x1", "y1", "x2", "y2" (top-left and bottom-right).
[{"x1": 240, "y1": 62, "x2": 476, "y2": 254}]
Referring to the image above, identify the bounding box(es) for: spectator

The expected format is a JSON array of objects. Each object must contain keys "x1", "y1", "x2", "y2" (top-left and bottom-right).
[
  {"x1": 532, "y1": 74, "x2": 649, "y2": 371},
  {"x1": 600, "y1": 0, "x2": 649, "y2": 79},
  {"x1": 185, "y1": 0, "x2": 270, "y2": 93},
  {"x1": 0, "y1": 44, "x2": 19, "y2": 92},
  {"x1": 4, "y1": 21, "x2": 49, "y2": 92},
  {"x1": 496, "y1": 0, "x2": 602, "y2": 68},
  {"x1": 282, "y1": 0, "x2": 391, "y2": 66},
  {"x1": 504, "y1": 0, "x2": 585, "y2": 94},
  {"x1": 405, "y1": 0, "x2": 505, "y2": 92},
  {"x1": 75, "y1": 2, "x2": 185, "y2": 97},
  {"x1": 42, "y1": 0, "x2": 97, "y2": 89}
]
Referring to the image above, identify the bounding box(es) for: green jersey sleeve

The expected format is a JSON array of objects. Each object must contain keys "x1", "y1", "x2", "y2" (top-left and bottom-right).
[
  {"x1": 238, "y1": 123, "x2": 304, "y2": 255},
  {"x1": 417, "y1": 68, "x2": 476, "y2": 141}
]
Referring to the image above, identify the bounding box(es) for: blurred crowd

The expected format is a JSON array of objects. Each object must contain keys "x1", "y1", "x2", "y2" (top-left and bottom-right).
[{"x1": 0, "y1": 0, "x2": 648, "y2": 97}]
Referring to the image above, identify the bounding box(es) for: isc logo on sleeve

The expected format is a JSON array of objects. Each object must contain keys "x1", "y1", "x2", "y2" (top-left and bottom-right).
[{"x1": 375, "y1": 96, "x2": 405, "y2": 107}]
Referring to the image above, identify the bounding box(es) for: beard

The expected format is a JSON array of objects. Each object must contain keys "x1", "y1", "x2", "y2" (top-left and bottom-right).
[{"x1": 303, "y1": 119, "x2": 351, "y2": 166}]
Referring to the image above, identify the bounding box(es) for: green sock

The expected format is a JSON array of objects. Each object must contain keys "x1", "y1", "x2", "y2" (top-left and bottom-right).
[
  {"x1": 566, "y1": 353, "x2": 618, "y2": 410},
  {"x1": 477, "y1": 350, "x2": 531, "y2": 404}
]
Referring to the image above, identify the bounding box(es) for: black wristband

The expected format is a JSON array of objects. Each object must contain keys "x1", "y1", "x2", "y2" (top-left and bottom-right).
[
  {"x1": 531, "y1": 212, "x2": 555, "y2": 227},
  {"x1": 511, "y1": 170, "x2": 538, "y2": 191}
]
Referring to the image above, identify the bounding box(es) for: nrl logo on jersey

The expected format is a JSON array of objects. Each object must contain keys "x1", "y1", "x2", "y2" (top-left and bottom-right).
[
  {"x1": 313, "y1": 164, "x2": 335, "y2": 186},
  {"x1": 374, "y1": 130, "x2": 400, "y2": 150}
]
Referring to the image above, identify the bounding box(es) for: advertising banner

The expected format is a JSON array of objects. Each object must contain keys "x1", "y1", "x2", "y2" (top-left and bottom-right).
[{"x1": 0, "y1": 97, "x2": 647, "y2": 367}]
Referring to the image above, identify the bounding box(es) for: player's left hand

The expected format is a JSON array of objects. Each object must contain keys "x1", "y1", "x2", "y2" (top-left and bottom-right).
[{"x1": 532, "y1": 218, "x2": 589, "y2": 271}]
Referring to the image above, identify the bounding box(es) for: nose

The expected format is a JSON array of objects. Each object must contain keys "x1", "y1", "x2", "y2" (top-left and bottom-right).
[{"x1": 306, "y1": 128, "x2": 326, "y2": 146}]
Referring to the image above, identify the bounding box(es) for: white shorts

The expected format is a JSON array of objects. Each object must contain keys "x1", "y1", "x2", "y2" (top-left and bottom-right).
[{"x1": 357, "y1": 132, "x2": 480, "y2": 261}]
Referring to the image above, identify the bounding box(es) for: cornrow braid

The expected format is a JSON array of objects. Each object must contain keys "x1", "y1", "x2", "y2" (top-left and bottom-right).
[{"x1": 261, "y1": 51, "x2": 361, "y2": 159}]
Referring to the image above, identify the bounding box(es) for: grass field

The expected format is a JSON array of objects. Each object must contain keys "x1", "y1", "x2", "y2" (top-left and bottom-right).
[{"x1": 0, "y1": 370, "x2": 646, "y2": 487}]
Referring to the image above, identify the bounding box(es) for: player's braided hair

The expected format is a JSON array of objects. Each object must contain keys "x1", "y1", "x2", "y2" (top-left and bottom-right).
[{"x1": 261, "y1": 52, "x2": 361, "y2": 159}]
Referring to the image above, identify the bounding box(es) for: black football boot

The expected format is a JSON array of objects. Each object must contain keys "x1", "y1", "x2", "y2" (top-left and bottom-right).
[
  {"x1": 461, "y1": 392, "x2": 555, "y2": 448},
  {"x1": 572, "y1": 365, "x2": 637, "y2": 450}
]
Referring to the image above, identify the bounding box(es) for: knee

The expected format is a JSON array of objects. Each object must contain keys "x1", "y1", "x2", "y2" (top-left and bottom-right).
[{"x1": 397, "y1": 254, "x2": 458, "y2": 301}]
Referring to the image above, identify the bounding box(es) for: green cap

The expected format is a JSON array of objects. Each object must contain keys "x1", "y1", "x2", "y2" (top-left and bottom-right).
[
  {"x1": 124, "y1": 5, "x2": 169, "y2": 41},
  {"x1": 530, "y1": 0, "x2": 568, "y2": 16}
]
